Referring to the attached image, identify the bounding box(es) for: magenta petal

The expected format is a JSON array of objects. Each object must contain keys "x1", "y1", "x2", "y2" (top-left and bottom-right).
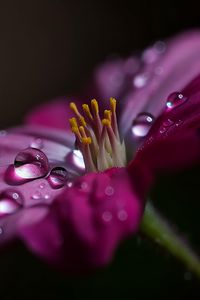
[
  {"x1": 25, "y1": 97, "x2": 75, "y2": 132},
  {"x1": 133, "y1": 74, "x2": 200, "y2": 173},
  {"x1": 120, "y1": 31, "x2": 200, "y2": 134},
  {"x1": 19, "y1": 168, "x2": 145, "y2": 274},
  {"x1": 0, "y1": 127, "x2": 78, "y2": 249}
]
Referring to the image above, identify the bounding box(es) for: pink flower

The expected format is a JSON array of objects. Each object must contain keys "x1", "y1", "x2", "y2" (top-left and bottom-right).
[{"x1": 1, "y1": 31, "x2": 200, "y2": 274}]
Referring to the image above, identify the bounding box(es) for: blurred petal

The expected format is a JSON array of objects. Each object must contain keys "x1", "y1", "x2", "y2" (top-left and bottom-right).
[
  {"x1": 19, "y1": 168, "x2": 145, "y2": 274},
  {"x1": 25, "y1": 97, "x2": 76, "y2": 132},
  {"x1": 132, "y1": 74, "x2": 200, "y2": 173},
  {"x1": 120, "y1": 31, "x2": 200, "y2": 135}
]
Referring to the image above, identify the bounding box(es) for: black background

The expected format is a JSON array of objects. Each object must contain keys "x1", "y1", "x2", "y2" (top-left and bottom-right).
[{"x1": 1, "y1": 1, "x2": 200, "y2": 299}]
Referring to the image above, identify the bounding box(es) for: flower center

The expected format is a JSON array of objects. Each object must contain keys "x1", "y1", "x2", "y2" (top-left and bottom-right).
[{"x1": 69, "y1": 98, "x2": 126, "y2": 172}]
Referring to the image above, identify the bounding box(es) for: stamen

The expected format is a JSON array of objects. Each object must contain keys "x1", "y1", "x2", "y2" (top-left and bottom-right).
[
  {"x1": 69, "y1": 97, "x2": 126, "y2": 172},
  {"x1": 82, "y1": 104, "x2": 93, "y2": 120},
  {"x1": 91, "y1": 99, "x2": 99, "y2": 115},
  {"x1": 70, "y1": 103, "x2": 87, "y2": 127},
  {"x1": 110, "y1": 97, "x2": 120, "y2": 140}
]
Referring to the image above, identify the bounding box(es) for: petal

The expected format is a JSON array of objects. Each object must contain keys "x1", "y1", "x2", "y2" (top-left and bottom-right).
[
  {"x1": 132, "y1": 75, "x2": 200, "y2": 174},
  {"x1": 25, "y1": 97, "x2": 76, "y2": 132},
  {"x1": 120, "y1": 31, "x2": 200, "y2": 135},
  {"x1": 19, "y1": 168, "x2": 145, "y2": 274},
  {"x1": 0, "y1": 126, "x2": 82, "y2": 248}
]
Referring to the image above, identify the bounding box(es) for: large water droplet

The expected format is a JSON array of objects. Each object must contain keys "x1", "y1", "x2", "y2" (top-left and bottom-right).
[
  {"x1": 14, "y1": 148, "x2": 49, "y2": 179},
  {"x1": 166, "y1": 92, "x2": 188, "y2": 109},
  {"x1": 66, "y1": 150, "x2": 85, "y2": 173},
  {"x1": 48, "y1": 167, "x2": 68, "y2": 189},
  {"x1": 132, "y1": 113, "x2": 154, "y2": 137},
  {"x1": 0, "y1": 190, "x2": 23, "y2": 216}
]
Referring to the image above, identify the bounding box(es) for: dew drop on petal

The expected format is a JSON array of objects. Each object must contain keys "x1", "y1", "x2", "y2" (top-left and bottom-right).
[
  {"x1": 66, "y1": 180, "x2": 73, "y2": 188},
  {"x1": 0, "y1": 130, "x2": 7, "y2": 137},
  {"x1": 31, "y1": 191, "x2": 42, "y2": 200},
  {"x1": 163, "y1": 118, "x2": 174, "y2": 127},
  {"x1": 105, "y1": 186, "x2": 114, "y2": 196},
  {"x1": 166, "y1": 92, "x2": 188, "y2": 109},
  {"x1": 117, "y1": 210, "x2": 128, "y2": 221},
  {"x1": 48, "y1": 167, "x2": 68, "y2": 189},
  {"x1": 102, "y1": 211, "x2": 113, "y2": 222},
  {"x1": 132, "y1": 113, "x2": 154, "y2": 137},
  {"x1": 154, "y1": 41, "x2": 166, "y2": 53},
  {"x1": 14, "y1": 148, "x2": 49, "y2": 179},
  {"x1": 30, "y1": 138, "x2": 44, "y2": 149},
  {"x1": 0, "y1": 190, "x2": 23, "y2": 216},
  {"x1": 81, "y1": 182, "x2": 88, "y2": 191},
  {"x1": 133, "y1": 73, "x2": 148, "y2": 88},
  {"x1": 39, "y1": 183, "x2": 46, "y2": 189}
]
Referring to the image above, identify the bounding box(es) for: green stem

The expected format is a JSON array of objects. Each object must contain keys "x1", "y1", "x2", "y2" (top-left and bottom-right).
[{"x1": 140, "y1": 201, "x2": 200, "y2": 279}]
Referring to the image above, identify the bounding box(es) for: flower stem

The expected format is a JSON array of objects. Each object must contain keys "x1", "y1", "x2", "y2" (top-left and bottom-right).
[{"x1": 140, "y1": 201, "x2": 200, "y2": 279}]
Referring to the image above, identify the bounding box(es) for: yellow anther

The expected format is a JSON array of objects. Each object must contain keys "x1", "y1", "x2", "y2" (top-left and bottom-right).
[
  {"x1": 71, "y1": 126, "x2": 82, "y2": 141},
  {"x1": 82, "y1": 104, "x2": 93, "y2": 120},
  {"x1": 79, "y1": 116, "x2": 87, "y2": 127},
  {"x1": 102, "y1": 118, "x2": 111, "y2": 126},
  {"x1": 69, "y1": 117, "x2": 78, "y2": 128},
  {"x1": 69, "y1": 102, "x2": 81, "y2": 116},
  {"x1": 82, "y1": 137, "x2": 92, "y2": 145},
  {"x1": 110, "y1": 97, "x2": 117, "y2": 112},
  {"x1": 104, "y1": 110, "x2": 112, "y2": 121},
  {"x1": 91, "y1": 99, "x2": 99, "y2": 115}
]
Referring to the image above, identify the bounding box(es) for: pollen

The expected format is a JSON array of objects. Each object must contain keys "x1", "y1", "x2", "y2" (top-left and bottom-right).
[{"x1": 69, "y1": 97, "x2": 126, "y2": 172}]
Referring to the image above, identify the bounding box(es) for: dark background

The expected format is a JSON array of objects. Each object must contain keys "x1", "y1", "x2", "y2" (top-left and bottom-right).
[{"x1": 1, "y1": 0, "x2": 200, "y2": 299}]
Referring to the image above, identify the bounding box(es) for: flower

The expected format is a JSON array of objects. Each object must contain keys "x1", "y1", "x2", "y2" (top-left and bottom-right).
[{"x1": 1, "y1": 31, "x2": 200, "y2": 274}]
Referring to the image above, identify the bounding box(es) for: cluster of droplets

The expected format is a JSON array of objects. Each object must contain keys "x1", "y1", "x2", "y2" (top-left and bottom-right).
[
  {"x1": 0, "y1": 133, "x2": 86, "y2": 219},
  {"x1": 131, "y1": 91, "x2": 188, "y2": 139},
  {"x1": 79, "y1": 180, "x2": 128, "y2": 225}
]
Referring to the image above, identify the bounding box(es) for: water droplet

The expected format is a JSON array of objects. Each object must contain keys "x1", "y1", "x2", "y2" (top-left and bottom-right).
[
  {"x1": 159, "y1": 126, "x2": 166, "y2": 134},
  {"x1": 81, "y1": 182, "x2": 88, "y2": 190},
  {"x1": 166, "y1": 92, "x2": 188, "y2": 109},
  {"x1": 105, "y1": 186, "x2": 114, "y2": 196},
  {"x1": 176, "y1": 119, "x2": 183, "y2": 127},
  {"x1": 133, "y1": 73, "x2": 148, "y2": 88},
  {"x1": 163, "y1": 118, "x2": 174, "y2": 127},
  {"x1": 132, "y1": 113, "x2": 154, "y2": 137},
  {"x1": 184, "y1": 271, "x2": 192, "y2": 281},
  {"x1": 0, "y1": 130, "x2": 7, "y2": 137},
  {"x1": 66, "y1": 150, "x2": 85, "y2": 173},
  {"x1": 102, "y1": 211, "x2": 112, "y2": 222},
  {"x1": 0, "y1": 190, "x2": 23, "y2": 216},
  {"x1": 44, "y1": 194, "x2": 50, "y2": 200},
  {"x1": 31, "y1": 191, "x2": 42, "y2": 200},
  {"x1": 48, "y1": 167, "x2": 68, "y2": 189},
  {"x1": 0, "y1": 227, "x2": 3, "y2": 234},
  {"x1": 67, "y1": 180, "x2": 73, "y2": 188},
  {"x1": 154, "y1": 41, "x2": 166, "y2": 53},
  {"x1": 30, "y1": 138, "x2": 44, "y2": 149},
  {"x1": 14, "y1": 148, "x2": 49, "y2": 179},
  {"x1": 39, "y1": 183, "x2": 46, "y2": 189},
  {"x1": 117, "y1": 210, "x2": 128, "y2": 221}
]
